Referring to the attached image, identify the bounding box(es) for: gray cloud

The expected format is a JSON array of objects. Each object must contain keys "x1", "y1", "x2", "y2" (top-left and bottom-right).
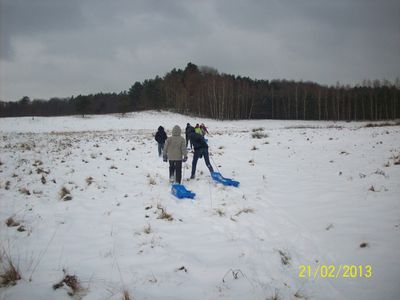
[
  {"x1": 0, "y1": 0, "x2": 399, "y2": 101},
  {"x1": 0, "y1": 0, "x2": 85, "y2": 59}
]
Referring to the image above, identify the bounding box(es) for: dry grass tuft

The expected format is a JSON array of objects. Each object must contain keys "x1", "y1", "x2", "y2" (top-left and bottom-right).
[
  {"x1": 393, "y1": 154, "x2": 400, "y2": 165},
  {"x1": 278, "y1": 250, "x2": 291, "y2": 266},
  {"x1": 53, "y1": 271, "x2": 82, "y2": 297},
  {"x1": 19, "y1": 187, "x2": 31, "y2": 196},
  {"x1": 157, "y1": 204, "x2": 173, "y2": 221},
  {"x1": 0, "y1": 253, "x2": 22, "y2": 287},
  {"x1": 252, "y1": 127, "x2": 265, "y2": 132},
  {"x1": 86, "y1": 176, "x2": 94, "y2": 186},
  {"x1": 148, "y1": 177, "x2": 157, "y2": 185},
  {"x1": 234, "y1": 208, "x2": 255, "y2": 217},
  {"x1": 222, "y1": 268, "x2": 245, "y2": 282},
  {"x1": 17, "y1": 225, "x2": 26, "y2": 232},
  {"x1": 6, "y1": 217, "x2": 20, "y2": 227},
  {"x1": 59, "y1": 186, "x2": 72, "y2": 201},
  {"x1": 294, "y1": 289, "x2": 308, "y2": 299},
  {"x1": 251, "y1": 127, "x2": 268, "y2": 138},
  {"x1": 252, "y1": 132, "x2": 268, "y2": 139},
  {"x1": 32, "y1": 160, "x2": 43, "y2": 167},
  {"x1": 143, "y1": 224, "x2": 152, "y2": 234},
  {"x1": 325, "y1": 224, "x2": 334, "y2": 231},
  {"x1": 36, "y1": 167, "x2": 49, "y2": 174},
  {"x1": 266, "y1": 289, "x2": 281, "y2": 300},
  {"x1": 122, "y1": 289, "x2": 131, "y2": 300},
  {"x1": 175, "y1": 266, "x2": 188, "y2": 273},
  {"x1": 214, "y1": 208, "x2": 225, "y2": 217}
]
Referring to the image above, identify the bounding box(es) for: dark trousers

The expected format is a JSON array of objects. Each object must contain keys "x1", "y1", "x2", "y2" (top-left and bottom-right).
[
  {"x1": 169, "y1": 160, "x2": 182, "y2": 184},
  {"x1": 158, "y1": 143, "x2": 164, "y2": 156},
  {"x1": 191, "y1": 149, "x2": 214, "y2": 177}
]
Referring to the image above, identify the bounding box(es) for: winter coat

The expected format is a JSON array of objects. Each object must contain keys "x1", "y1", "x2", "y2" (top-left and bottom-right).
[
  {"x1": 188, "y1": 128, "x2": 208, "y2": 151},
  {"x1": 194, "y1": 127, "x2": 202, "y2": 135},
  {"x1": 185, "y1": 124, "x2": 194, "y2": 138},
  {"x1": 200, "y1": 124, "x2": 209, "y2": 135},
  {"x1": 163, "y1": 125, "x2": 187, "y2": 161},
  {"x1": 155, "y1": 126, "x2": 167, "y2": 144}
]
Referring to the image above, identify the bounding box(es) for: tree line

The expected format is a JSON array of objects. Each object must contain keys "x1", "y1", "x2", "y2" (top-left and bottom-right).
[{"x1": 1, "y1": 62, "x2": 399, "y2": 120}]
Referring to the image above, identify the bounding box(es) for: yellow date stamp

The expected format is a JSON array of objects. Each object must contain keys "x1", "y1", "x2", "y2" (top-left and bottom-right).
[{"x1": 299, "y1": 264, "x2": 372, "y2": 279}]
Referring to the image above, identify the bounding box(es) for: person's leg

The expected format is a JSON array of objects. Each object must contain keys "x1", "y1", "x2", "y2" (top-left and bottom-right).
[
  {"x1": 203, "y1": 151, "x2": 214, "y2": 173},
  {"x1": 191, "y1": 152, "x2": 199, "y2": 178},
  {"x1": 158, "y1": 143, "x2": 162, "y2": 156},
  {"x1": 169, "y1": 161, "x2": 175, "y2": 182},
  {"x1": 175, "y1": 161, "x2": 182, "y2": 184}
]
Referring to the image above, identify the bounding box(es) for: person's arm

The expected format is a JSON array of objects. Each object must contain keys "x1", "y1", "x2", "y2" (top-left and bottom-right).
[
  {"x1": 181, "y1": 139, "x2": 188, "y2": 161},
  {"x1": 163, "y1": 139, "x2": 169, "y2": 161}
]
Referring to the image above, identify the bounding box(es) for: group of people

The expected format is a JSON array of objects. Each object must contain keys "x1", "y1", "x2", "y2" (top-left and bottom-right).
[
  {"x1": 185, "y1": 123, "x2": 208, "y2": 149},
  {"x1": 154, "y1": 123, "x2": 213, "y2": 184}
]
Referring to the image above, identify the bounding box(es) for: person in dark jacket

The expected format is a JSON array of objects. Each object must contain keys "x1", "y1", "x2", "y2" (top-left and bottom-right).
[
  {"x1": 155, "y1": 126, "x2": 167, "y2": 157},
  {"x1": 185, "y1": 123, "x2": 194, "y2": 149},
  {"x1": 188, "y1": 127, "x2": 214, "y2": 179}
]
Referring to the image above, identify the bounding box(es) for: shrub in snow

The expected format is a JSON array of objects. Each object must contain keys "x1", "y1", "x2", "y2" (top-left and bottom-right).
[{"x1": 252, "y1": 132, "x2": 268, "y2": 139}]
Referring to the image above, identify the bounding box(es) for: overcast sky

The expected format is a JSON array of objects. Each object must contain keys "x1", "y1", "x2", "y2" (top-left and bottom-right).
[{"x1": 1, "y1": 0, "x2": 399, "y2": 102}]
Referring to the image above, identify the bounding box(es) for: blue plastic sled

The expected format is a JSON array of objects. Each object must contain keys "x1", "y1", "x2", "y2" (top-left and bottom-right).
[
  {"x1": 211, "y1": 172, "x2": 240, "y2": 187},
  {"x1": 171, "y1": 184, "x2": 196, "y2": 199}
]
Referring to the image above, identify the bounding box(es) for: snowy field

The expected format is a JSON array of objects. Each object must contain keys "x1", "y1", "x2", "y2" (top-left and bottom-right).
[{"x1": 0, "y1": 111, "x2": 399, "y2": 300}]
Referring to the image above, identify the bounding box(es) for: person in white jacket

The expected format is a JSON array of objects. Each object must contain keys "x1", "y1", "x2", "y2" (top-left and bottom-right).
[{"x1": 163, "y1": 125, "x2": 188, "y2": 184}]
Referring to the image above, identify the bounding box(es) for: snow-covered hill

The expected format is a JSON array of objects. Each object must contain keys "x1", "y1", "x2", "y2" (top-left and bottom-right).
[{"x1": 1, "y1": 111, "x2": 399, "y2": 300}]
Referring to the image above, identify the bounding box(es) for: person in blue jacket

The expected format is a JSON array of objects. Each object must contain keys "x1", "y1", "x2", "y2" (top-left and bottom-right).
[
  {"x1": 155, "y1": 126, "x2": 167, "y2": 157},
  {"x1": 187, "y1": 127, "x2": 214, "y2": 179}
]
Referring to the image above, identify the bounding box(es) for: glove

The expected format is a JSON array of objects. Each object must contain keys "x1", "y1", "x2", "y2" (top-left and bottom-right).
[
  {"x1": 183, "y1": 156, "x2": 188, "y2": 162},
  {"x1": 163, "y1": 156, "x2": 167, "y2": 162}
]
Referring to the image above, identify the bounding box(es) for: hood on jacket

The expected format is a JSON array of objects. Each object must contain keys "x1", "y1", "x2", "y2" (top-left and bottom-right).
[
  {"x1": 158, "y1": 126, "x2": 164, "y2": 132},
  {"x1": 172, "y1": 125, "x2": 181, "y2": 136}
]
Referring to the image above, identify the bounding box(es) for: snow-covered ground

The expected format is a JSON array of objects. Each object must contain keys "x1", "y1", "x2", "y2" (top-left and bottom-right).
[{"x1": 0, "y1": 111, "x2": 399, "y2": 300}]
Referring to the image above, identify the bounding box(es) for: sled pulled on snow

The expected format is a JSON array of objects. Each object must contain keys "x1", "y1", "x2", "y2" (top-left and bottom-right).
[
  {"x1": 171, "y1": 184, "x2": 196, "y2": 199},
  {"x1": 211, "y1": 172, "x2": 240, "y2": 187}
]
